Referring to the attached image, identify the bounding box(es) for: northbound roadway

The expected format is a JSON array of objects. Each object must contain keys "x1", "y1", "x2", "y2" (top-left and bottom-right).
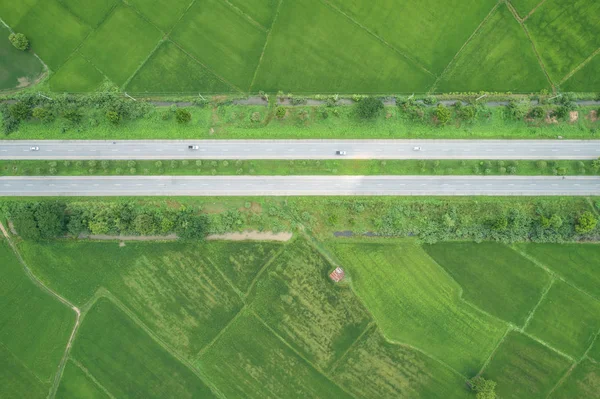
[
  {"x1": 1, "y1": 176, "x2": 598, "y2": 196},
  {"x1": 1, "y1": 140, "x2": 599, "y2": 160}
]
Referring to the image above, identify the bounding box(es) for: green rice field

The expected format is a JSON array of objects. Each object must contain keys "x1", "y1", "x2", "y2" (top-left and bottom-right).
[
  {"x1": 1, "y1": 0, "x2": 599, "y2": 93},
  {"x1": 5, "y1": 233, "x2": 600, "y2": 397},
  {"x1": 0, "y1": 24, "x2": 43, "y2": 91}
]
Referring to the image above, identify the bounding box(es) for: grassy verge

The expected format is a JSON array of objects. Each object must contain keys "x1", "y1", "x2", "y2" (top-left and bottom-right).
[{"x1": 1, "y1": 159, "x2": 598, "y2": 176}]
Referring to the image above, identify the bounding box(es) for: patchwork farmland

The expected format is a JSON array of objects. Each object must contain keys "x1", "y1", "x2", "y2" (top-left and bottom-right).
[
  {"x1": 1, "y1": 0, "x2": 599, "y2": 93},
  {"x1": 3, "y1": 232, "x2": 600, "y2": 398}
]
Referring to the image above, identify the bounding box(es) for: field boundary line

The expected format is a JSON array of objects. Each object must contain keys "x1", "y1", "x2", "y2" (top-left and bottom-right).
[
  {"x1": 319, "y1": 0, "x2": 435, "y2": 78},
  {"x1": 0, "y1": 221, "x2": 82, "y2": 399},
  {"x1": 428, "y1": 1, "x2": 501, "y2": 93},
  {"x1": 559, "y1": 47, "x2": 600, "y2": 86},
  {"x1": 219, "y1": 0, "x2": 268, "y2": 32},
  {"x1": 545, "y1": 362, "x2": 576, "y2": 399},
  {"x1": 477, "y1": 325, "x2": 512, "y2": 375},
  {"x1": 250, "y1": 310, "x2": 360, "y2": 399},
  {"x1": 244, "y1": 244, "x2": 287, "y2": 298},
  {"x1": 69, "y1": 358, "x2": 116, "y2": 399},
  {"x1": 521, "y1": 330, "x2": 575, "y2": 362},
  {"x1": 249, "y1": 0, "x2": 283, "y2": 91},
  {"x1": 95, "y1": 289, "x2": 226, "y2": 398},
  {"x1": 195, "y1": 305, "x2": 247, "y2": 359},
  {"x1": 206, "y1": 256, "x2": 245, "y2": 298},
  {"x1": 169, "y1": 39, "x2": 245, "y2": 93},
  {"x1": 0, "y1": 341, "x2": 46, "y2": 387},
  {"x1": 522, "y1": 0, "x2": 548, "y2": 22},
  {"x1": 505, "y1": 1, "x2": 556, "y2": 92},
  {"x1": 522, "y1": 276, "x2": 555, "y2": 330},
  {"x1": 328, "y1": 322, "x2": 375, "y2": 374},
  {"x1": 123, "y1": 1, "x2": 166, "y2": 34},
  {"x1": 581, "y1": 327, "x2": 600, "y2": 362},
  {"x1": 121, "y1": 39, "x2": 165, "y2": 90}
]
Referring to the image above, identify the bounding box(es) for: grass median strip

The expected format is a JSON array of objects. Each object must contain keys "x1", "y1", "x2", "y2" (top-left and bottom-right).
[{"x1": 1, "y1": 159, "x2": 598, "y2": 177}]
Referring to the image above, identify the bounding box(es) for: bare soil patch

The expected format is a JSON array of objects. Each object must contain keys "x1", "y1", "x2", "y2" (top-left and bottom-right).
[
  {"x1": 569, "y1": 111, "x2": 579, "y2": 123},
  {"x1": 206, "y1": 230, "x2": 292, "y2": 242},
  {"x1": 83, "y1": 234, "x2": 178, "y2": 241}
]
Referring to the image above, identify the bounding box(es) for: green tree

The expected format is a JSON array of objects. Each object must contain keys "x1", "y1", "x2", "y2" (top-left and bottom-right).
[
  {"x1": 435, "y1": 104, "x2": 451, "y2": 125},
  {"x1": 9, "y1": 101, "x2": 31, "y2": 121},
  {"x1": 575, "y1": 211, "x2": 597, "y2": 234},
  {"x1": 275, "y1": 106, "x2": 286, "y2": 118},
  {"x1": 133, "y1": 213, "x2": 157, "y2": 235},
  {"x1": 9, "y1": 33, "x2": 29, "y2": 50},
  {"x1": 34, "y1": 201, "x2": 66, "y2": 239},
  {"x1": 355, "y1": 97, "x2": 384, "y2": 119},
  {"x1": 549, "y1": 214, "x2": 563, "y2": 229},
  {"x1": 492, "y1": 216, "x2": 508, "y2": 231},
  {"x1": 106, "y1": 110, "x2": 121, "y2": 125},
  {"x1": 468, "y1": 376, "x2": 497, "y2": 399},
  {"x1": 528, "y1": 106, "x2": 545, "y2": 119},
  {"x1": 175, "y1": 108, "x2": 192, "y2": 124}
]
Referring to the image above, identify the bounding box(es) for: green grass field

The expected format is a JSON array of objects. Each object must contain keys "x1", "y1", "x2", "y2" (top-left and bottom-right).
[
  {"x1": 67, "y1": 298, "x2": 217, "y2": 398},
  {"x1": 0, "y1": 24, "x2": 43, "y2": 91},
  {"x1": 550, "y1": 359, "x2": 600, "y2": 399},
  {"x1": 482, "y1": 331, "x2": 573, "y2": 399},
  {"x1": 423, "y1": 242, "x2": 551, "y2": 326},
  {"x1": 48, "y1": 52, "x2": 105, "y2": 92},
  {"x1": 55, "y1": 360, "x2": 111, "y2": 399},
  {"x1": 2, "y1": 0, "x2": 599, "y2": 92},
  {"x1": 590, "y1": 340, "x2": 600, "y2": 362}
]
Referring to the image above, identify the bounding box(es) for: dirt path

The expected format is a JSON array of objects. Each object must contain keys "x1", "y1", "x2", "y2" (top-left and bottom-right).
[
  {"x1": 0, "y1": 221, "x2": 81, "y2": 398},
  {"x1": 81, "y1": 234, "x2": 178, "y2": 241},
  {"x1": 207, "y1": 231, "x2": 292, "y2": 242}
]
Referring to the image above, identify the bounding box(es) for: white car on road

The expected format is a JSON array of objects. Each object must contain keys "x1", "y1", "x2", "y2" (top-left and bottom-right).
[{"x1": 30, "y1": 146, "x2": 39, "y2": 151}]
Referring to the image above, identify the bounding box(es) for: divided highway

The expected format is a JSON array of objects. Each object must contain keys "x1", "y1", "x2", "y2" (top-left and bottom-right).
[
  {"x1": 1, "y1": 176, "x2": 598, "y2": 196},
  {"x1": 2, "y1": 140, "x2": 600, "y2": 160}
]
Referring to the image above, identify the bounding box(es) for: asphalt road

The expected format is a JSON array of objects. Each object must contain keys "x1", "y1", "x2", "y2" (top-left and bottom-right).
[
  {"x1": 1, "y1": 140, "x2": 599, "y2": 160},
  {"x1": 1, "y1": 176, "x2": 597, "y2": 196}
]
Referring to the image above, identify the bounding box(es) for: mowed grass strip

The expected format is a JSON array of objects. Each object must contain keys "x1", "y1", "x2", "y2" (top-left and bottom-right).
[
  {"x1": 483, "y1": 331, "x2": 573, "y2": 399},
  {"x1": 70, "y1": 298, "x2": 217, "y2": 398},
  {"x1": 515, "y1": 243, "x2": 600, "y2": 300},
  {"x1": 127, "y1": 0, "x2": 191, "y2": 31},
  {"x1": 79, "y1": 4, "x2": 162, "y2": 86},
  {"x1": 19, "y1": 240, "x2": 244, "y2": 357},
  {"x1": 203, "y1": 241, "x2": 282, "y2": 293},
  {"x1": 49, "y1": 53, "x2": 105, "y2": 92},
  {"x1": 437, "y1": 4, "x2": 549, "y2": 93},
  {"x1": 15, "y1": 0, "x2": 90, "y2": 70},
  {"x1": 56, "y1": 360, "x2": 110, "y2": 399},
  {"x1": 0, "y1": 24, "x2": 44, "y2": 90},
  {"x1": 252, "y1": 0, "x2": 435, "y2": 93},
  {"x1": 525, "y1": 281, "x2": 600, "y2": 359},
  {"x1": 511, "y1": 0, "x2": 545, "y2": 17},
  {"x1": 198, "y1": 310, "x2": 353, "y2": 399},
  {"x1": 423, "y1": 242, "x2": 551, "y2": 326},
  {"x1": 332, "y1": 327, "x2": 471, "y2": 399},
  {"x1": 328, "y1": 0, "x2": 497, "y2": 74},
  {"x1": 59, "y1": 0, "x2": 118, "y2": 27},
  {"x1": 226, "y1": 0, "x2": 279, "y2": 28},
  {"x1": 126, "y1": 41, "x2": 236, "y2": 94},
  {"x1": 526, "y1": 0, "x2": 600, "y2": 82},
  {"x1": 328, "y1": 241, "x2": 506, "y2": 375},
  {"x1": 249, "y1": 239, "x2": 372, "y2": 369},
  {"x1": 0, "y1": 344, "x2": 47, "y2": 399},
  {"x1": 0, "y1": 238, "x2": 75, "y2": 386},
  {"x1": 171, "y1": 0, "x2": 266, "y2": 90},
  {"x1": 549, "y1": 359, "x2": 600, "y2": 399}
]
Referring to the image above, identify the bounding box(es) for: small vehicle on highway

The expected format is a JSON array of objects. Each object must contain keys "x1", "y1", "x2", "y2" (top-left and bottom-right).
[
  {"x1": 188, "y1": 145, "x2": 199, "y2": 150},
  {"x1": 413, "y1": 146, "x2": 422, "y2": 151},
  {"x1": 30, "y1": 146, "x2": 39, "y2": 151},
  {"x1": 336, "y1": 150, "x2": 347, "y2": 155}
]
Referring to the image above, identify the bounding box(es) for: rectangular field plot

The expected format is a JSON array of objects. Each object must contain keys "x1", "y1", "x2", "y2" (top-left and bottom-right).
[
  {"x1": 56, "y1": 360, "x2": 110, "y2": 399},
  {"x1": 328, "y1": 0, "x2": 497, "y2": 74},
  {"x1": 69, "y1": 298, "x2": 217, "y2": 398},
  {"x1": 331, "y1": 327, "x2": 470, "y2": 399},
  {"x1": 0, "y1": 239, "x2": 75, "y2": 393},
  {"x1": 0, "y1": 24, "x2": 44, "y2": 91},
  {"x1": 0, "y1": 345, "x2": 47, "y2": 399},
  {"x1": 483, "y1": 331, "x2": 573, "y2": 399},
  {"x1": 328, "y1": 241, "x2": 506, "y2": 375},
  {"x1": 550, "y1": 360, "x2": 600, "y2": 399},
  {"x1": 126, "y1": 41, "x2": 236, "y2": 94},
  {"x1": 526, "y1": 0, "x2": 600, "y2": 82},
  {"x1": 437, "y1": 4, "x2": 549, "y2": 93},
  {"x1": 49, "y1": 53, "x2": 105, "y2": 92},
  {"x1": 249, "y1": 239, "x2": 371, "y2": 369},
  {"x1": 171, "y1": 0, "x2": 267, "y2": 90},
  {"x1": 15, "y1": 0, "x2": 90, "y2": 70},
  {"x1": 127, "y1": 0, "x2": 191, "y2": 32},
  {"x1": 59, "y1": 0, "x2": 118, "y2": 27},
  {"x1": 79, "y1": 4, "x2": 162, "y2": 85},
  {"x1": 525, "y1": 281, "x2": 600, "y2": 359},
  {"x1": 515, "y1": 243, "x2": 600, "y2": 300},
  {"x1": 198, "y1": 311, "x2": 352, "y2": 399},
  {"x1": 19, "y1": 240, "x2": 245, "y2": 357},
  {"x1": 424, "y1": 242, "x2": 551, "y2": 326},
  {"x1": 227, "y1": 0, "x2": 279, "y2": 29},
  {"x1": 252, "y1": 0, "x2": 434, "y2": 93}
]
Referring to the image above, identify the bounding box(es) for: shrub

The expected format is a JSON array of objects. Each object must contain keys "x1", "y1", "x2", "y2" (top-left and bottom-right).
[
  {"x1": 455, "y1": 103, "x2": 476, "y2": 121},
  {"x1": 551, "y1": 106, "x2": 569, "y2": 120},
  {"x1": 435, "y1": 104, "x2": 451, "y2": 125},
  {"x1": 575, "y1": 211, "x2": 597, "y2": 234},
  {"x1": 127, "y1": 160, "x2": 136, "y2": 168},
  {"x1": 9, "y1": 33, "x2": 29, "y2": 50},
  {"x1": 32, "y1": 107, "x2": 53, "y2": 122},
  {"x1": 504, "y1": 100, "x2": 529, "y2": 120},
  {"x1": 106, "y1": 110, "x2": 121, "y2": 125},
  {"x1": 528, "y1": 106, "x2": 545, "y2": 119},
  {"x1": 175, "y1": 108, "x2": 192, "y2": 124},
  {"x1": 275, "y1": 107, "x2": 286, "y2": 118},
  {"x1": 62, "y1": 108, "x2": 83, "y2": 124},
  {"x1": 423, "y1": 95, "x2": 437, "y2": 105},
  {"x1": 355, "y1": 97, "x2": 384, "y2": 119},
  {"x1": 250, "y1": 112, "x2": 262, "y2": 123},
  {"x1": 536, "y1": 161, "x2": 547, "y2": 169},
  {"x1": 9, "y1": 101, "x2": 31, "y2": 121}
]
